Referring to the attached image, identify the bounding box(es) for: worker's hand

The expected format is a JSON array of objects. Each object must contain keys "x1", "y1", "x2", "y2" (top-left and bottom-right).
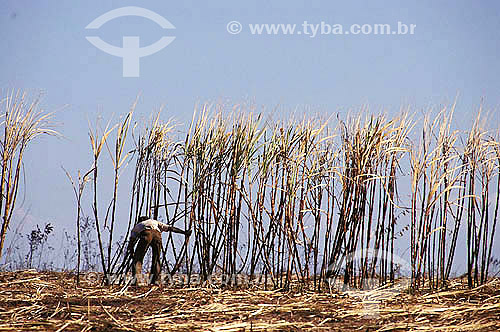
[{"x1": 185, "y1": 229, "x2": 192, "y2": 237}]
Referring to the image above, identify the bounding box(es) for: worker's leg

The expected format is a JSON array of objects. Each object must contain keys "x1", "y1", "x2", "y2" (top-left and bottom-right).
[
  {"x1": 150, "y1": 230, "x2": 162, "y2": 285},
  {"x1": 132, "y1": 230, "x2": 153, "y2": 285}
]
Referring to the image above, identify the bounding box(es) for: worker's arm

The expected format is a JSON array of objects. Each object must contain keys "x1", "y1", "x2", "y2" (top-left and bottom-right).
[{"x1": 157, "y1": 221, "x2": 191, "y2": 236}]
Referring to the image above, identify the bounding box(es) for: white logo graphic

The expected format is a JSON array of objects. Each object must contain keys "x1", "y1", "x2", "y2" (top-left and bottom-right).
[
  {"x1": 226, "y1": 21, "x2": 243, "y2": 34},
  {"x1": 85, "y1": 6, "x2": 176, "y2": 77}
]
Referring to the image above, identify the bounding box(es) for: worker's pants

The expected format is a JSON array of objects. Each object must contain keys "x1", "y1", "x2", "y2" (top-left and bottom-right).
[{"x1": 132, "y1": 229, "x2": 162, "y2": 284}]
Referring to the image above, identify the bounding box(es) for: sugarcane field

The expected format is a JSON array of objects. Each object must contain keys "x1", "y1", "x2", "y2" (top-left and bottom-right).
[{"x1": 1, "y1": 92, "x2": 499, "y2": 331}]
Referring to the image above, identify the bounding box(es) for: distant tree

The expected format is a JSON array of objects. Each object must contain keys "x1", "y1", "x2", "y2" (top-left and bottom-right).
[{"x1": 26, "y1": 223, "x2": 53, "y2": 269}]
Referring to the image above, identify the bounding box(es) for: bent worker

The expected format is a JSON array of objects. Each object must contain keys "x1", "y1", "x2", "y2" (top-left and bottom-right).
[{"x1": 128, "y1": 216, "x2": 191, "y2": 285}]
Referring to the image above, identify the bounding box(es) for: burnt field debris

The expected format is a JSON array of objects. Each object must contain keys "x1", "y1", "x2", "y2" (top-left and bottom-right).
[{"x1": 0, "y1": 271, "x2": 499, "y2": 331}]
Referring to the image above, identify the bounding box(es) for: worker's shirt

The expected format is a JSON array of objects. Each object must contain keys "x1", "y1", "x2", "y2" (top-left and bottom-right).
[{"x1": 130, "y1": 219, "x2": 170, "y2": 242}]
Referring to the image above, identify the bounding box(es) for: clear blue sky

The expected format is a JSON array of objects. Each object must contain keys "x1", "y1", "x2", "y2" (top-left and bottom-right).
[{"x1": 1, "y1": 1, "x2": 500, "y2": 266}]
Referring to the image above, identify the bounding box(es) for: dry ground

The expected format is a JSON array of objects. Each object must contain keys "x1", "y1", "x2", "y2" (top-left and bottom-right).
[{"x1": 0, "y1": 271, "x2": 499, "y2": 331}]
